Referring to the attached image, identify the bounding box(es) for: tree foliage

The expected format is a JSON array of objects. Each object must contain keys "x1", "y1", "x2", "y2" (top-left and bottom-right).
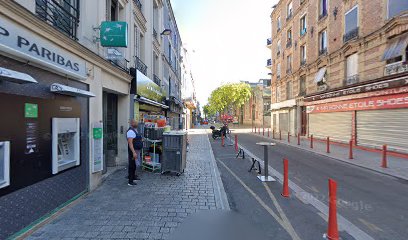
[{"x1": 206, "y1": 83, "x2": 251, "y2": 114}]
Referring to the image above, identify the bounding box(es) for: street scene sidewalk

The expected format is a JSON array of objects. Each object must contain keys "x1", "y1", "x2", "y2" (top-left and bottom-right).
[
  {"x1": 231, "y1": 127, "x2": 408, "y2": 181},
  {"x1": 25, "y1": 129, "x2": 229, "y2": 240}
]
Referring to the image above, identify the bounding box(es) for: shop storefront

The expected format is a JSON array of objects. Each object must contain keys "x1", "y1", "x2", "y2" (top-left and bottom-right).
[
  {"x1": 0, "y1": 15, "x2": 93, "y2": 239},
  {"x1": 306, "y1": 75, "x2": 408, "y2": 152},
  {"x1": 270, "y1": 99, "x2": 298, "y2": 135}
]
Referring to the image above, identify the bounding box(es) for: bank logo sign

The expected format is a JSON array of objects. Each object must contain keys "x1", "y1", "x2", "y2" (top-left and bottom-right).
[
  {"x1": 0, "y1": 16, "x2": 87, "y2": 80},
  {"x1": 100, "y1": 22, "x2": 128, "y2": 48}
]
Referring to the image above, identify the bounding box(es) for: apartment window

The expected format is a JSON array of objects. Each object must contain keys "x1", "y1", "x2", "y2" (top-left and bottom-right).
[
  {"x1": 35, "y1": 0, "x2": 80, "y2": 40},
  {"x1": 300, "y1": 45, "x2": 306, "y2": 65},
  {"x1": 388, "y1": 0, "x2": 408, "y2": 19},
  {"x1": 345, "y1": 53, "x2": 359, "y2": 85},
  {"x1": 0, "y1": 141, "x2": 10, "y2": 189},
  {"x1": 319, "y1": 0, "x2": 328, "y2": 18},
  {"x1": 287, "y1": 29, "x2": 292, "y2": 47},
  {"x1": 287, "y1": 55, "x2": 292, "y2": 73},
  {"x1": 276, "y1": 86, "x2": 281, "y2": 102},
  {"x1": 277, "y1": 16, "x2": 281, "y2": 31},
  {"x1": 286, "y1": 81, "x2": 293, "y2": 100},
  {"x1": 287, "y1": 2, "x2": 293, "y2": 19},
  {"x1": 277, "y1": 40, "x2": 282, "y2": 55},
  {"x1": 277, "y1": 63, "x2": 281, "y2": 78},
  {"x1": 319, "y1": 30, "x2": 327, "y2": 55},
  {"x1": 344, "y1": 6, "x2": 359, "y2": 42},
  {"x1": 299, "y1": 75, "x2": 306, "y2": 96},
  {"x1": 300, "y1": 15, "x2": 307, "y2": 36},
  {"x1": 153, "y1": 2, "x2": 159, "y2": 39},
  {"x1": 134, "y1": 26, "x2": 138, "y2": 57}
]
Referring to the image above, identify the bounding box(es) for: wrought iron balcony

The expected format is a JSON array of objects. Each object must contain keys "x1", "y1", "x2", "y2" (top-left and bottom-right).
[
  {"x1": 267, "y1": 38, "x2": 272, "y2": 46},
  {"x1": 300, "y1": 59, "x2": 306, "y2": 66},
  {"x1": 286, "y1": 12, "x2": 293, "y2": 21},
  {"x1": 384, "y1": 62, "x2": 408, "y2": 76},
  {"x1": 343, "y1": 27, "x2": 359, "y2": 43},
  {"x1": 153, "y1": 74, "x2": 161, "y2": 86},
  {"x1": 133, "y1": 0, "x2": 142, "y2": 11},
  {"x1": 35, "y1": 0, "x2": 80, "y2": 40},
  {"x1": 319, "y1": 48, "x2": 327, "y2": 56},
  {"x1": 267, "y1": 59, "x2": 272, "y2": 67},
  {"x1": 300, "y1": 28, "x2": 307, "y2": 37},
  {"x1": 319, "y1": 11, "x2": 328, "y2": 21},
  {"x1": 286, "y1": 41, "x2": 292, "y2": 48},
  {"x1": 343, "y1": 74, "x2": 359, "y2": 86},
  {"x1": 153, "y1": 28, "x2": 158, "y2": 41},
  {"x1": 135, "y1": 56, "x2": 147, "y2": 76}
]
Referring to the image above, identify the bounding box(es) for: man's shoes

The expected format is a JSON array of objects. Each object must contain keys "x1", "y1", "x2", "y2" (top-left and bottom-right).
[{"x1": 128, "y1": 181, "x2": 137, "y2": 186}]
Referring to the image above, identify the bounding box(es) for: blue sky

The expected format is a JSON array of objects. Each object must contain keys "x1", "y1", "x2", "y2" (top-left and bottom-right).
[{"x1": 171, "y1": 0, "x2": 279, "y2": 105}]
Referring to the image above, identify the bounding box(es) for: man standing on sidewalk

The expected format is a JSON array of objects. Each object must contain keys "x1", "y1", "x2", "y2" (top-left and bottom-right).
[{"x1": 127, "y1": 120, "x2": 142, "y2": 186}]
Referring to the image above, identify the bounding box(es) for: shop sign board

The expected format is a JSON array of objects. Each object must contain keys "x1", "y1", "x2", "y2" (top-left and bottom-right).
[
  {"x1": 304, "y1": 77, "x2": 408, "y2": 102},
  {"x1": 307, "y1": 93, "x2": 408, "y2": 113},
  {"x1": 136, "y1": 70, "x2": 165, "y2": 103},
  {"x1": 25, "y1": 103, "x2": 38, "y2": 118},
  {"x1": 0, "y1": 16, "x2": 87, "y2": 80},
  {"x1": 100, "y1": 21, "x2": 128, "y2": 47},
  {"x1": 92, "y1": 122, "x2": 103, "y2": 173}
]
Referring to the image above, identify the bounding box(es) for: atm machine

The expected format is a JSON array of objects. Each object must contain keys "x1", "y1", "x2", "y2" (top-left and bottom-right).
[
  {"x1": 52, "y1": 118, "x2": 80, "y2": 175},
  {"x1": 0, "y1": 141, "x2": 10, "y2": 188}
]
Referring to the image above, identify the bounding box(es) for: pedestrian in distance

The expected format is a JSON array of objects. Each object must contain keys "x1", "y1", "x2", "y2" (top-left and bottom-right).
[{"x1": 127, "y1": 119, "x2": 143, "y2": 186}]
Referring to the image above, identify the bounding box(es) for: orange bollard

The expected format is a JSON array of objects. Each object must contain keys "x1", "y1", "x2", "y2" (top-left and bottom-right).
[
  {"x1": 288, "y1": 132, "x2": 290, "y2": 143},
  {"x1": 310, "y1": 135, "x2": 314, "y2": 148},
  {"x1": 263, "y1": 127, "x2": 265, "y2": 136},
  {"x1": 281, "y1": 159, "x2": 290, "y2": 198},
  {"x1": 382, "y1": 145, "x2": 387, "y2": 168},
  {"x1": 258, "y1": 127, "x2": 261, "y2": 135},
  {"x1": 279, "y1": 131, "x2": 282, "y2": 140},
  {"x1": 327, "y1": 137, "x2": 330, "y2": 153},
  {"x1": 273, "y1": 130, "x2": 275, "y2": 139},
  {"x1": 254, "y1": 126, "x2": 256, "y2": 133},
  {"x1": 267, "y1": 128, "x2": 270, "y2": 137},
  {"x1": 327, "y1": 179, "x2": 339, "y2": 240},
  {"x1": 297, "y1": 133, "x2": 300, "y2": 145},
  {"x1": 235, "y1": 135, "x2": 238, "y2": 152},
  {"x1": 349, "y1": 140, "x2": 353, "y2": 159},
  {"x1": 222, "y1": 135, "x2": 225, "y2": 147}
]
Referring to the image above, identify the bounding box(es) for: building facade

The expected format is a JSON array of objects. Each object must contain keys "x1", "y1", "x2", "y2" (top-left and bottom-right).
[
  {"x1": 181, "y1": 46, "x2": 197, "y2": 130},
  {"x1": 241, "y1": 80, "x2": 271, "y2": 128},
  {"x1": 0, "y1": 0, "x2": 191, "y2": 238},
  {"x1": 268, "y1": 0, "x2": 408, "y2": 153}
]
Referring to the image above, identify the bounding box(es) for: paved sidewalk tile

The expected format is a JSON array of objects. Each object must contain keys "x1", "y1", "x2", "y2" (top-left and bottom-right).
[
  {"x1": 244, "y1": 130, "x2": 408, "y2": 180},
  {"x1": 27, "y1": 129, "x2": 228, "y2": 240}
]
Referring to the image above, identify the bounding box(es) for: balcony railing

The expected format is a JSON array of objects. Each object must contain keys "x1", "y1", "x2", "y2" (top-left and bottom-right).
[
  {"x1": 300, "y1": 59, "x2": 306, "y2": 66},
  {"x1": 286, "y1": 12, "x2": 293, "y2": 21},
  {"x1": 343, "y1": 74, "x2": 359, "y2": 86},
  {"x1": 133, "y1": 0, "x2": 142, "y2": 11},
  {"x1": 267, "y1": 59, "x2": 272, "y2": 67},
  {"x1": 286, "y1": 68, "x2": 292, "y2": 74},
  {"x1": 286, "y1": 41, "x2": 292, "y2": 48},
  {"x1": 277, "y1": 50, "x2": 281, "y2": 56},
  {"x1": 153, "y1": 28, "x2": 158, "y2": 41},
  {"x1": 135, "y1": 56, "x2": 147, "y2": 76},
  {"x1": 384, "y1": 62, "x2": 408, "y2": 76},
  {"x1": 319, "y1": 11, "x2": 328, "y2": 20},
  {"x1": 35, "y1": 0, "x2": 80, "y2": 40},
  {"x1": 153, "y1": 74, "x2": 161, "y2": 86},
  {"x1": 267, "y1": 38, "x2": 272, "y2": 46},
  {"x1": 300, "y1": 28, "x2": 307, "y2": 37},
  {"x1": 343, "y1": 27, "x2": 359, "y2": 43},
  {"x1": 319, "y1": 48, "x2": 328, "y2": 56}
]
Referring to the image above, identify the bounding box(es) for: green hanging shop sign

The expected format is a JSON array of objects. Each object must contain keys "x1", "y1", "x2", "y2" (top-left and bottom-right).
[{"x1": 100, "y1": 21, "x2": 128, "y2": 47}]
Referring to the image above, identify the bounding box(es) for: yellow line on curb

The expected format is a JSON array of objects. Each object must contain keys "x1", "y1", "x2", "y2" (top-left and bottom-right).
[{"x1": 216, "y1": 159, "x2": 301, "y2": 240}]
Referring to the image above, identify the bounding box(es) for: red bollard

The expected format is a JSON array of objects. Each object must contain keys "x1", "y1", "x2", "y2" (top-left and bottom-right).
[
  {"x1": 279, "y1": 131, "x2": 282, "y2": 140},
  {"x1": 327, "y1": 137, "x2": 330, "y2": 153},
  {"x1": 349, "y1": 140, "x2": 353, "y2": 159},
  {"x1": 382, "y1": 145, "x2": 387, "y2": 168},
  {"x1": 310, "y1": 135, "x2": 314, "y2": 148},
  {"x1": 267, "y1": 128, "x2": 270, "y2": 138},
  {"x1": 282, "y1": 159, "x2": 290, "y2": 198},
  {"x1": 263, "y1": 127, "x2": 265, "y2": 136},
  {"x1": 254, "y1": 126, "x2": 256, "y2": 134},
  {"x1": 272, "y1": 130, "x2": 275, "y2": 139},
  {"x1": 297, "y1": 133, "x2": 300, "y2": 145},
  {"x1": 288, "y1": 132, "x2": 290, "y2": 143},
  {"x1": 235, "y1": 135, "x2": 238, "y2": 152},
  {"x1": 327, "y1": 179, "x2": 339, "y2": 240},
  {"x1": 258, "y1": 127, "x2": 261, "y2": 135},
  {"x1": 221, "y1": 135, "x2": 225, "y2": 147}
]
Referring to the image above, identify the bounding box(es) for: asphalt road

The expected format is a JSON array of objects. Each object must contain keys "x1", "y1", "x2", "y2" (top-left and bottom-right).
[
  {"x1": 209, "y1": 134, "x2": 354, "y2": 240},
  {"x1": 228, "y1": 133, "x2": 408, "y2": 240}
]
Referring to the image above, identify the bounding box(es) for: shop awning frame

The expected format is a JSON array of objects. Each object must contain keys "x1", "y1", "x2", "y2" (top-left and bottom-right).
[
  {"x1": 382, "y1": 34, "x2": 408, "y2": 61},
  {"x1": 0, "y1": 67, "x2": 38, "y2": 84},
  {"x1": 50, "y1": 83, "x2": 96, "y2": 98},
  {"x1": 136, "y1": 96, "x2": 169, "y2": 109}
]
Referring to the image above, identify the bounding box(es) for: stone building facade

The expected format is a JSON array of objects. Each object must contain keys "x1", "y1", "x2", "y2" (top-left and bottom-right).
[{"x1": 268, "y1": 0, "x2": 408, "y2": 153}]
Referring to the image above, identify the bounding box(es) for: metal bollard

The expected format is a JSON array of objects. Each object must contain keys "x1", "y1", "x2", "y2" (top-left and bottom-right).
[
  {"x1": 349, "y1": 140, "x2": 353, "y2": 159},
  {"x1": 327, "y1": 137, "x2": 330, "y2": 153},
  {"x1": 382, "y1": 145, "x2": 387, "y2": 168},
  {"x1": 310, "y1": 135, "x2": 314, "y2": 148}
]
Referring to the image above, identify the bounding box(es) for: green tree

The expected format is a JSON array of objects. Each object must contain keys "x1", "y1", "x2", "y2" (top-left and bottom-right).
[{"x1": 207, "y1": 82, "x2": 251, "y2": 114}]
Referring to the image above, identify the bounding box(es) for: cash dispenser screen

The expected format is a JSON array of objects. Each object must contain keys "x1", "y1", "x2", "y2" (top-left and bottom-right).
[
  {"x1": 0, "y1": 141, "x2": 10, "y2": 188},
  {"x1": 52, "y1": 118, "x2": 80, "y2": 174}
]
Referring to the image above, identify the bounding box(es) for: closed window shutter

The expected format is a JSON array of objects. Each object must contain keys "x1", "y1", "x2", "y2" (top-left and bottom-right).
[{"x1": 346, "y1": 53, "x2": 358, "y2": 77}]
